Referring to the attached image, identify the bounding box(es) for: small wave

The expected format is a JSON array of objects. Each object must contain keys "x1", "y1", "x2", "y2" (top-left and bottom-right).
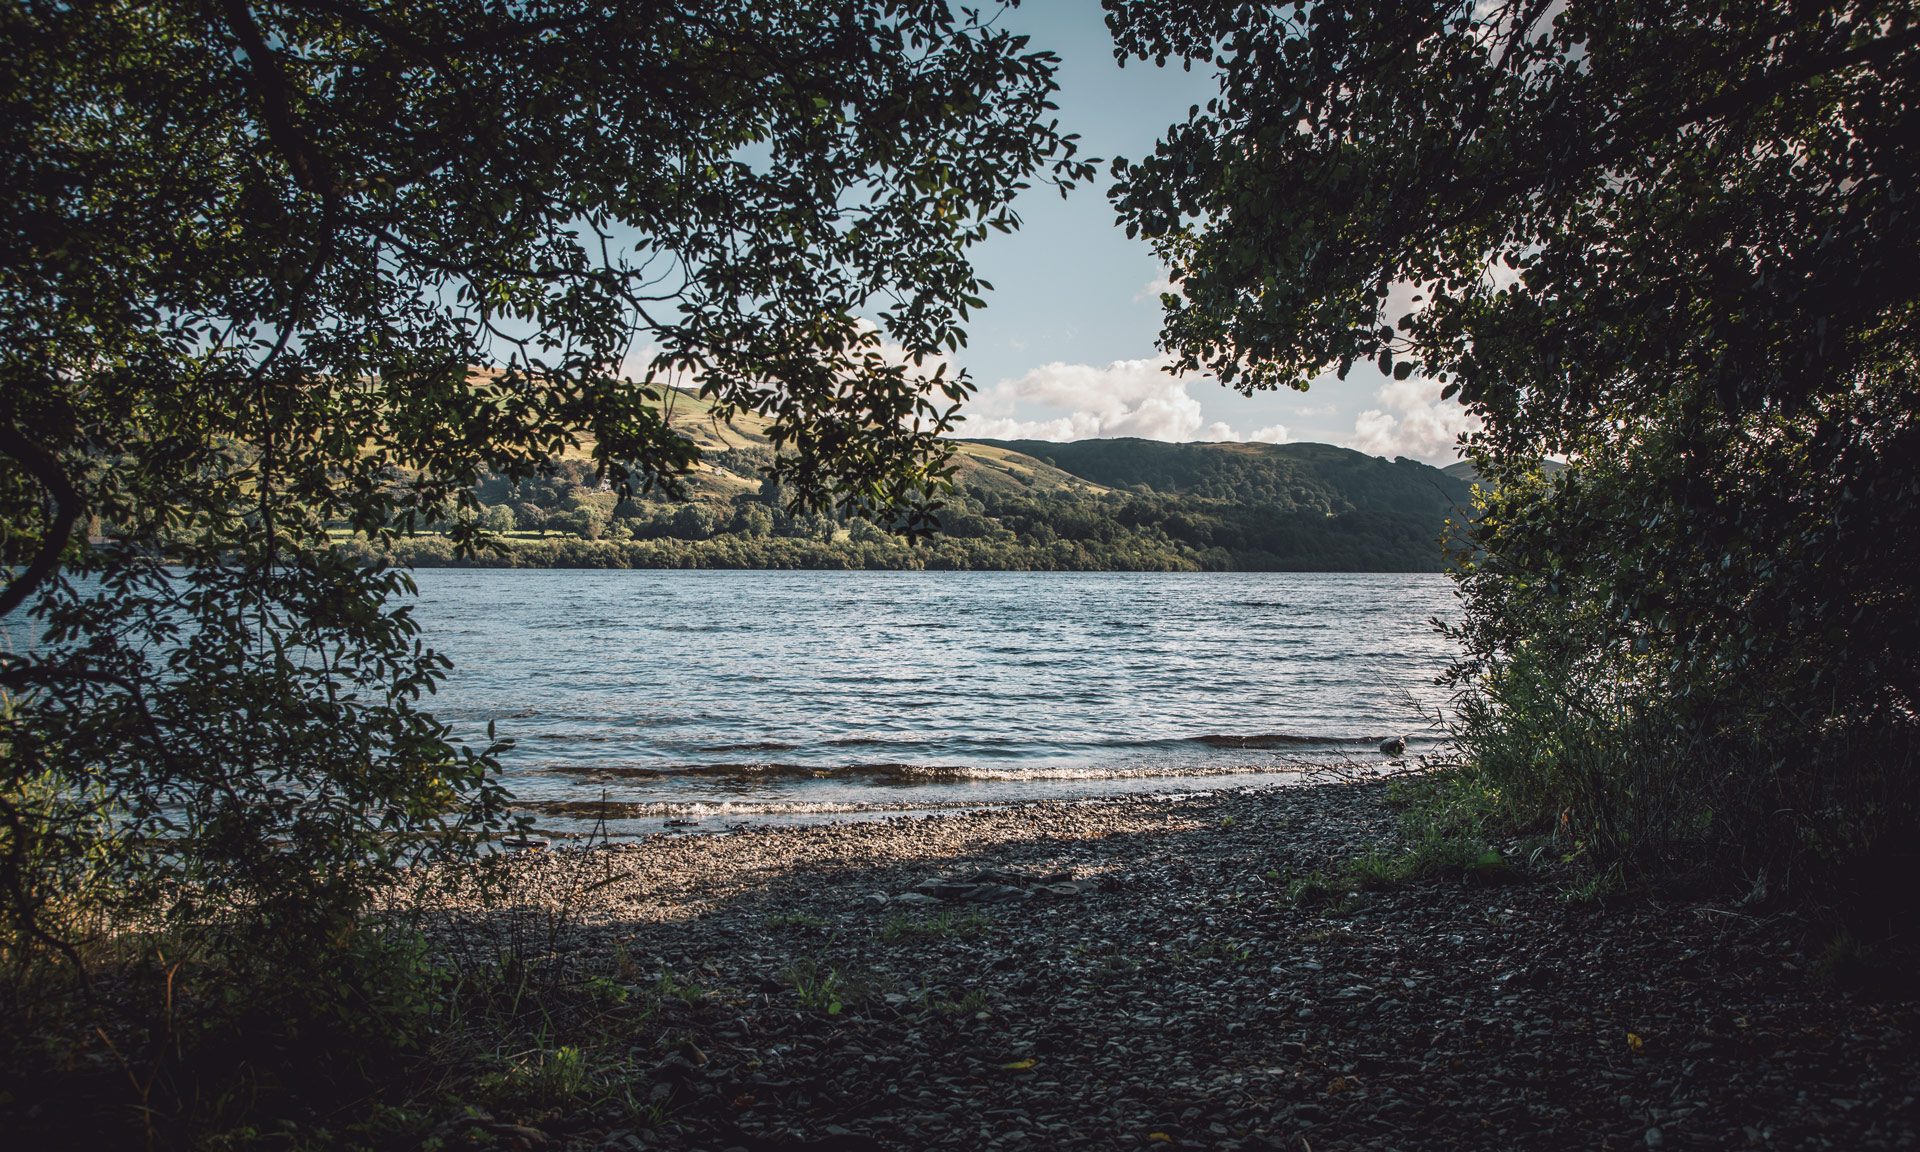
[
  {"x1": 514, "y1": 797, "x2": 987, "y2": 819},
  {"x1": 544, "y1": 760, "x2": 1346, "y2": 785},
  {"x1": 696, "y1": 741, "x2": 797, "y2": 753},
  {"x1": 1189, "y1": 732, "x2": 1378, "y2": 749},
  {"x1": 539, "y1": 765, "x2": 666, "y2": 779}
]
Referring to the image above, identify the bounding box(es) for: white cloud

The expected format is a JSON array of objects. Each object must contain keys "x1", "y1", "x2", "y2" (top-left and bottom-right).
[
  {"x1": 959, "y1": 356, "x2": 1215, "y2": 442},
  {"x1": 1347, "y1": 378, "x2": 1480, "y2": 463},
  {"x1": 1249, "y1": 424, "x2": 1289, "y2": 444},
  {"x1": 1289, "y1": 404, "x2": 1337, "y2": 417},
  {"x1": 1135, "y1": 273, "x2": 1181, "y2": 303},
  {"x1": 1203, "y1": 422, "x2": 1241, "y2": 442}
]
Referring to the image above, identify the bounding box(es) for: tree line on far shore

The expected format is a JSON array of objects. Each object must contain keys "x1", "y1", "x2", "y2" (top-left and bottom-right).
[{"x1": 349, "y1": 445, "x2": 1472, "y2": 573}]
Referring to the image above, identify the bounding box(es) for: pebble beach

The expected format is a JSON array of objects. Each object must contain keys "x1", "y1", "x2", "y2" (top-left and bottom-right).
[{"x1": 422, "y1": 778, "x2": 1919, "y2": 1152}]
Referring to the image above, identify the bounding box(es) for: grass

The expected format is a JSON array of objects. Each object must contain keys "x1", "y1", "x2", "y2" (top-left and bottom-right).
[
  {"x1": 784, "y1": 959, "x2": 850, "y2": 1014},
  {"x1": 654, "y1": 971, "x2": 706, "y2": 1006},
  {"x1": 1260, "y1": 769, "x2": 1529, "y2": 914},
  {"x1": 926, "y1": 987, "x2": 988, "y2": 1016},
  {"x1": 0, "y1": 830, "x2": 727, "y2": 1150}
]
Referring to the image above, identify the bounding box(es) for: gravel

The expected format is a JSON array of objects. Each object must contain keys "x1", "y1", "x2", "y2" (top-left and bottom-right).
[{"x1": 426, "y1": 779, "x2": 1920, "y2": 1152}]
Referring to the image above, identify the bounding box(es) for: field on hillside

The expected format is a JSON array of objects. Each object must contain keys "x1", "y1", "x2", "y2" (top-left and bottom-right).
[{"x1": 347, "y1": 390, "x2": 1476, "y2": 572}]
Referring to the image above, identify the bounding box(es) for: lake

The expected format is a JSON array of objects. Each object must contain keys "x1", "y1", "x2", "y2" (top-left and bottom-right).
[{"x1": 407, "y1": 569, "x2": 1459, "y2": 837}]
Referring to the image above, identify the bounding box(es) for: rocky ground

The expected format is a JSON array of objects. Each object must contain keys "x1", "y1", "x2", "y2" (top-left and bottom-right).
[{"x1": 425, "y1": 779, "x2": 1919, "y2": 1152}]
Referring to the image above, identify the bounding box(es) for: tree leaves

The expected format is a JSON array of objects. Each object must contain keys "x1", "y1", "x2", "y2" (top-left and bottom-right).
[
  {"x1": 0, "y1": 0, "x2": 1090, "y2": 952},
  {"x1": 1107, "y1": 0, "x2": 1920, "y2": 897}
]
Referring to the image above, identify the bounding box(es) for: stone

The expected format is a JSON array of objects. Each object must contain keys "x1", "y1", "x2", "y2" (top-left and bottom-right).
[{"x1": 975, "y1": 884, "x2": 1027, "y2": 903}]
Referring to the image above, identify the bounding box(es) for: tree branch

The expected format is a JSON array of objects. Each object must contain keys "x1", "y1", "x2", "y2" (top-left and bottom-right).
[
  {"x1": 0, "y1": 424, "x2": 80, "y2": 619},
  {"x1": 219, "y1": 0, "x2": 337, "y2": 196}
]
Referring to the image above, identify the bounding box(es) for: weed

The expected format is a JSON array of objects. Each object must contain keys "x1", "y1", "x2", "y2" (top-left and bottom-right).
[
  {"x1": 494, "y1": 1045, "x2": 589, "y2": 1107},
  {"x1": 655, "y1": 971, "x2": 706, "y2": 1006},
  {"x1": 929, "y1": 988, "x2": 987, "y2": 1015},
  {"x1": 1563, "y1": 861, "x2": 1625, "y2": 905},
  {"x1": 583, "y1": 975, "x2": 631, "y2": 1005},
  {"x1": 787, "y1": 961, "x2": 846, "y2": 1014},
  {"x1": 1286, "y1": 873, "x2": 1336, "y2": 906},
  {"x1": 782, "y1": 959, "x2": 886, "y2": 1015}
]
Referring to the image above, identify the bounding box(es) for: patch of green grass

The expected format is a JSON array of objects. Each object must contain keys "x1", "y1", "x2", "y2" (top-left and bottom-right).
[
  {"x1": 1344, "y1": 836, "x2": 1513, "y2": 890},
  {"x1": 654, "y1": 971, "x2": 706, "y2": 1006},
  {"x1": 1285, "y1": 872, "x2": 1338, "y2": 906},
  {"x1": 880, "y1": 909, "x2": 991, "y2": 942},
  {"x1": 928, "y1": 988, "x2": 987, "y2": 1016},
  {"x1": 582, "y1": 975, "x2": 631, "y2": 1005},
  {"x1": 782, "y1": 959, "x2": 888, "y2": 1016},
  {"x1": 501, "y1": 1045, "x2": 588, "y2": 1107},
  {"x1": 1563, "y1": 861, "x2": 1625, "y2": 905}
]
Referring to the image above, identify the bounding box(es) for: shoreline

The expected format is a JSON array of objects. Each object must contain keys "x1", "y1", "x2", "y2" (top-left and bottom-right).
[
  {"x1": 421, "y1": 779, "x2": 1918, "y2": 1151},
  {"x1": 502, "y1": 764, "x2": 1413, "y2": 841}
]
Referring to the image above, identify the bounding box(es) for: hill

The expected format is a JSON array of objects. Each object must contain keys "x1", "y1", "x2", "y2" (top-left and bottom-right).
[
  {"x1": 600, "y1": 389, "x2": 1111, "y2": 501},
  {"x1": 969, "y1": 437, "x2": 1473, "y2": 517},
  {"x1": 375, "y1": 398, "x2": 1476, "y2": 571},
  {"x1": 1441, "y1": 458, "x2": 1567, "y2": 489}
]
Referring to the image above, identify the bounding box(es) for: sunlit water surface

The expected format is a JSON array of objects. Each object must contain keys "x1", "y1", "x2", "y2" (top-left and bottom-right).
[{"x1": 402, "y1": 570, "x2": 1458, "y2": 837}]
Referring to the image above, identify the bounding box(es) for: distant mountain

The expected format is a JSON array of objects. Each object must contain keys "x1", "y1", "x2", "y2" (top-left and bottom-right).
[
  {"x1": 965, "y1": 438, "x2": 1475, "y2": 518},
  {"x1": 594, "y1": 388, "x2": 1111, "y2": 500},
  {"x1": 412, "y1": 400, "x2": 1478, "y2": 571}
]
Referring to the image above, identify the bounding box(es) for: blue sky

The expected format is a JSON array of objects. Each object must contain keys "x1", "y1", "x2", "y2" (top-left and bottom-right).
[{"x1": 944, "y1": 1, "x2": 1473, "y2": 464}]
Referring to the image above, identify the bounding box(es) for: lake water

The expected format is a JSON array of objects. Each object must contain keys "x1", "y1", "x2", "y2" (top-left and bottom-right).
[{"x1": 407, "y1": 570, "x2": 1459, "y2": 837}]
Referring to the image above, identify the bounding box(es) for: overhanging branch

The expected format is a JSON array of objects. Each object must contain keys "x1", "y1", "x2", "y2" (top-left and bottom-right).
[{"x1": 0, "y1": 425, "x2": 80, "y2": 619}]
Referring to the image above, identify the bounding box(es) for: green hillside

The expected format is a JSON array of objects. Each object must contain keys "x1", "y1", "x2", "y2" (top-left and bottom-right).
[
  {"x1": 1440, "y1": 457, "x2": 1565, "y2": 490},
  {"x1": 361, "y1": 404, "x2": 1476, "y2": 571},
  {"x1": 971, "y1": 437, "x2": 1473, "y2": 516}
]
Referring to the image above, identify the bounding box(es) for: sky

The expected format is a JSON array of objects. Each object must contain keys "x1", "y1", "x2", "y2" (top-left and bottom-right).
[{"x1": 943, "y1": 1, "x2": 1476, "y2": 464}]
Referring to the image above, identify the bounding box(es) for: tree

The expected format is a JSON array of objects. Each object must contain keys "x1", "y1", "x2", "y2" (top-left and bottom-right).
[
  {"x1": 1, "y1": 0, "x2": 1091, "y2": 957},
  {"x1": 1104, "y1": 0, "x2": 1920, "y2": 896}
]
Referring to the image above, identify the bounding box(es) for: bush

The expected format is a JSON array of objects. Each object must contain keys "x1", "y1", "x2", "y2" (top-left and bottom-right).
[{"x1": 1444, "y1": 431, "x2": 1920, "y2": 922}]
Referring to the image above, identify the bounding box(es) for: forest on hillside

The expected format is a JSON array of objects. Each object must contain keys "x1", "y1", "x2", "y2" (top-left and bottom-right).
[{"x1": 348, "y1": 442, "x2": 1475, "y2": 572}]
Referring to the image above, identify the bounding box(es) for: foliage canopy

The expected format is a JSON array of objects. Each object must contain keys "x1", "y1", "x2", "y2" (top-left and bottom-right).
[
  {"x1": 1106, "y1": 0, "x2": 1920, "y2": 901},
  {"x1": 0, "y1": 0, "x2": 1090, "y2": 955}
]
